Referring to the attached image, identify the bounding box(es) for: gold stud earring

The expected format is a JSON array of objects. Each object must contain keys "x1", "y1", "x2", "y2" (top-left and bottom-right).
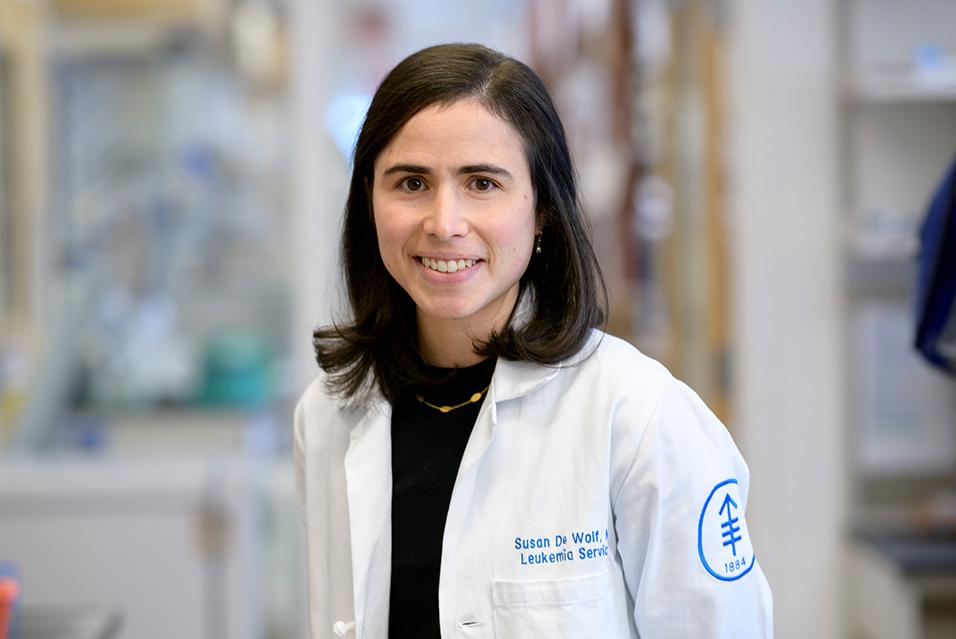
[{"x1": 535, "y1": 233, "x2": 542, "y2": 254}]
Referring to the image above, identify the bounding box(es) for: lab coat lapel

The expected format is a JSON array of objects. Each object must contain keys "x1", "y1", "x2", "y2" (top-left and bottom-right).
[
  {"x1": 457, "y1": 359, "x2": 560, "y2": 482},
  {"x1": 343, "y1": 398, "x2": 392, "y2": 639},
  {"x1": 440, "y1": 358, "x2": 562, "y2": 625}
]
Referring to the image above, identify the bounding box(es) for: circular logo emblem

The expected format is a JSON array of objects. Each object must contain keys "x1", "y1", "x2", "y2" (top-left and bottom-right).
[{"x1": 697, "y1": 478, "x2": 755, "y2": 581}]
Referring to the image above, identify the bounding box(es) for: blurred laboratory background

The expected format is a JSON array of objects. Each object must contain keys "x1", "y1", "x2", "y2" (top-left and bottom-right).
[{"x1": 1, "y1": 0, "x2": 954, "y2": 638}]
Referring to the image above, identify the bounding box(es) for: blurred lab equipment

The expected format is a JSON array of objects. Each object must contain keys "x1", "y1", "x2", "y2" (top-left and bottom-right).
[{"x1": 0, "y1": 562, "x2": 21, "y2": 639}]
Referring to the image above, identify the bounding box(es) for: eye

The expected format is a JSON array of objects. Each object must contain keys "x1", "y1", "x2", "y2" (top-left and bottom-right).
[
  {"x1": 399, "y1": 176, "x2": 427, "y2": 192},
  {"x1": 470, "y1": 177, "x2": 499, "y2": 192}
]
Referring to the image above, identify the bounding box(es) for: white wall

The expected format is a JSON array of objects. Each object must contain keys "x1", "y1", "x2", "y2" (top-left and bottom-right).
[{"x1": 729, "y1": 1, "x2": 846, "y2": 638}]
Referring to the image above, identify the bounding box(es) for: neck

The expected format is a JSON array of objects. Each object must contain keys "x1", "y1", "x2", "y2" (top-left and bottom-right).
[
  {"x1": 417, "y1": 288, "x2": 518, "y2": 368},
  {"x1": 417, "y1": 319, "x2": 487, "y2": 368}
]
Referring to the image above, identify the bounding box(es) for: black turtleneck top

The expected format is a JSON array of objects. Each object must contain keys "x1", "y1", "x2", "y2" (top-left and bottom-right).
[{"x1": 388, "y1": 357, "x2": 497, "y2": 638}]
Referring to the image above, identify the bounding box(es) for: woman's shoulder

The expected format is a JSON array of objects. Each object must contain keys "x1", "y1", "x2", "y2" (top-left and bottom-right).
[
  {"x1": 572, "y1": 330, "x2": 730, "y2": 440},
  {"x1": 296, "y1": 369, "x2": 334, "y2": 409},
  {"x1": 584, "y1": 330, "x2": 725, "y2": 419},
  {"x1": 293, "y1": 369, "x2": 385, "y2": 452},
  {"x1": 294, "y1": 367, "x2": 378, "y2": 421},
  {"x1": 574, "y1": 329, "x2": 674, "y2": 389}
]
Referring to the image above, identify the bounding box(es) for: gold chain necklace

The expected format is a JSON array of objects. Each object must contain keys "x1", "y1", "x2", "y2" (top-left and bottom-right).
[{"x1": 415, "y1": 384, "x2": 490, "y2": 413}]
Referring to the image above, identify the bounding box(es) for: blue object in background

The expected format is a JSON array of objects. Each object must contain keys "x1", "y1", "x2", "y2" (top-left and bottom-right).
[
  {"x1": 915, "y1": 153, "x2": 956, "y2": 375},
  {"x1": 325, "y1": 92, "x2": 372, "y2": 163}
]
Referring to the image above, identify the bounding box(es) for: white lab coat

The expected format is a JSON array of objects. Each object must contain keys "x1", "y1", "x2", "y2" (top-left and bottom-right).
[{"x1": 294, "y1": 330, "x2": 773, "y2": 638}]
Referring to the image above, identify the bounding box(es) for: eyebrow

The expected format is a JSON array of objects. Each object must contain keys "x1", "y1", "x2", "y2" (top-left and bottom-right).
[
  {"x1": 458, "y1": 164, "x2": 513, "y2": 179},
  {"x1": 381, "y1": 163, "x2": 513, "y2": 180},
  {"x1": 382, "y1": 163, "x2": 431, "y2": 176}
]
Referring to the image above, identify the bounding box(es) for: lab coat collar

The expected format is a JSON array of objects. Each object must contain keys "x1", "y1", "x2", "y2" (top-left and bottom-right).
[
  {"x1": 488, "y1": 358, "x2": 560, "y2": 404},
  {"x1": 333, "y1": 328, "x2": 603, "y2": 416},
  {"x1": 332, "y1": 358, "x2": 561, "y2": 413},
  {"x1": 328, "y1": 286, "x2": 604, "y2": 410},
  {"x1": 488, "y1": 330, "x2": 602, "y2": 406}
]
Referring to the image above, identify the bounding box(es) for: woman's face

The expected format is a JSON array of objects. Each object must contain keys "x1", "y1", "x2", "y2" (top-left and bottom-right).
[{"x1": 372, "y1": 99, "x2": 537, "y2": 347}]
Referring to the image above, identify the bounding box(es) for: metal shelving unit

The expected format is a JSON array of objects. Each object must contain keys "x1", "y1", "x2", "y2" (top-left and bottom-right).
[{"x1": 839, "y1": 2, "x2": 956, "y2": 638}]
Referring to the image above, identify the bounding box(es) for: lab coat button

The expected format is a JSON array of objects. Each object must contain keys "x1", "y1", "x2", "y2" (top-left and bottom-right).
[{"x1": 332, "y1": 620, "x2": 355, "y2": 637}]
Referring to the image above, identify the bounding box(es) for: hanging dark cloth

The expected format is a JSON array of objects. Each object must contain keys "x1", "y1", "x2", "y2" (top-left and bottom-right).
[{"x1": 915, "y1": 153, "x2": 956, "y2": 376}]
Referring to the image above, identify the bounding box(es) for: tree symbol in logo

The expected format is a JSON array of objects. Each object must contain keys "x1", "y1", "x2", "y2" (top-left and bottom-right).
[{"x1": 719, "y1": 493, "x2": 742, "y2": 557}]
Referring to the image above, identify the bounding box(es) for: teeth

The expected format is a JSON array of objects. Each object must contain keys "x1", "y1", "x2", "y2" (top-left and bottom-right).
[{"x1": 421, "y1": 257, "x2": 476, "y2": 273}]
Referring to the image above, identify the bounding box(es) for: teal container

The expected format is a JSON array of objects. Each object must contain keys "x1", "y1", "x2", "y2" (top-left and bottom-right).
[{"x1": 197, "y1": 332, "x2": 274, "y2": 409}]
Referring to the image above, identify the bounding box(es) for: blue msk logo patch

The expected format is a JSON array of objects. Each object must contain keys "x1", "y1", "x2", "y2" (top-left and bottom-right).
[{"x1": 697, "y1": 478, "x2": 755, "y2": 581}]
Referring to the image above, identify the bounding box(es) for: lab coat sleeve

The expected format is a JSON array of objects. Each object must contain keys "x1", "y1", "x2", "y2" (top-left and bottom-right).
[
  {"x1": 610, "y1": 377, "x2": 773, "y2": 638},
  {"x1": 293, "y1": 391, "x2": 307, "y2": 524}
]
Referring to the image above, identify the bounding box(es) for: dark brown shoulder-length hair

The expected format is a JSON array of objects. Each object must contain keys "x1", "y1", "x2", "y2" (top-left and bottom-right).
[{"x1": 314, "y1": 42, "x2": 606, "y2": 403}]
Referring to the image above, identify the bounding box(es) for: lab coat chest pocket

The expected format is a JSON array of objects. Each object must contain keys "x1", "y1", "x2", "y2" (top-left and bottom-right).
[{"x1": 491, "y1": 571, "x2": 608, "y2": 638}]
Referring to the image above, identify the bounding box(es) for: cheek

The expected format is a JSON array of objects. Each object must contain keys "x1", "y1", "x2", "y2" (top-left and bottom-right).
[
  {"x1": 373, "y1": 212, "x2": 404, "y2": 270},
  {"x1": 375, "y1": 230, "x2": 395, "y2": 269}
]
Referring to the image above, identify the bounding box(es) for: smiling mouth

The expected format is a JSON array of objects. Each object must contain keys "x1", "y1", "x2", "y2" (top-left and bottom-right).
[{"x1": 417, "y1": 256, "x2": 480, "y2": 274}]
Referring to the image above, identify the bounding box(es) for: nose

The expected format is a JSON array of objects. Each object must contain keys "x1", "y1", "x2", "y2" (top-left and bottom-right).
[{"x1": 422, "y1": 186, "x2": 468, "y2": 240}]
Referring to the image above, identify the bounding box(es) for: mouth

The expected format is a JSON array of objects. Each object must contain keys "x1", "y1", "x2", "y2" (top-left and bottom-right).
[{"x1": 416, "y1": 256, "x2": 481, "y2": 274}]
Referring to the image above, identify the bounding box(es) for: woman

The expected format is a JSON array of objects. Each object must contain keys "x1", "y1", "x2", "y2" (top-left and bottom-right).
[{"x1": 295, "y1": 43, "x2": 772, "y2": 638}]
